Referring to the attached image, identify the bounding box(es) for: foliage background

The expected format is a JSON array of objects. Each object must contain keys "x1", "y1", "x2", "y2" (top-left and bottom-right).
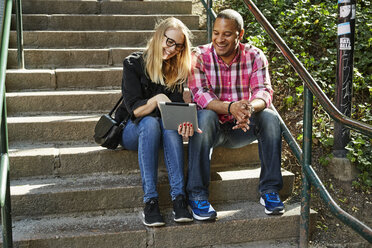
[{"x1": 213, "y1": 0, "x2": 372, "y2": 190}]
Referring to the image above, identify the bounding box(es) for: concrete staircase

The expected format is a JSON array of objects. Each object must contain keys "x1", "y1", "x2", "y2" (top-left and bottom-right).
[{"x1": 2, "y1": 0, "x2": 315, "y2": 247}]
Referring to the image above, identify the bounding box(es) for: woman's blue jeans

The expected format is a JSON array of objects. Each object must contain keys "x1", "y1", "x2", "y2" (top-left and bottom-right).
[
  {"x1": 121, "y1": 116, "x2": 185, "y2": 203},
  {"x1": 187, "y1": 109, "x2": 283, "y2": 201}
]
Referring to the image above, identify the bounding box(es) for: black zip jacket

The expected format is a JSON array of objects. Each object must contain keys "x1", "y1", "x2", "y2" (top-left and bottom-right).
[{"x1": 115, "y1": 51, "x2": 184, "y2": 123}]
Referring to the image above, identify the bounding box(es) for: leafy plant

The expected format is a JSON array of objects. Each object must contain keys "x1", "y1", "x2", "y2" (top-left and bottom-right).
[{"x1": 213, "y1": 0, "x2": 371, "y2": 189}]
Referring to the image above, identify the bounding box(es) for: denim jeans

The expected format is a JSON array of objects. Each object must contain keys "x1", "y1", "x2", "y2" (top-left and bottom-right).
[
  {"x1": 121, "y1": 116, "x2": 186, "y2": 203},
  {"x1": 187, "y1": 109, "x2": 283, "y2": 201}
]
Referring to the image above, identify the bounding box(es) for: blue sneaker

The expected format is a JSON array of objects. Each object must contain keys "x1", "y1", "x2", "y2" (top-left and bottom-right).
[
  {"x1": 260, "y1": 192, "x2": 285, "y2": 215},
  {"x1": 188, "y1": 200, "x2": 217, "y2": 220}
]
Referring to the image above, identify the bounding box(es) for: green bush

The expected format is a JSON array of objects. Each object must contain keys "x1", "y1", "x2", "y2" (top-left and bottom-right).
[{"x1": 213, "y1": 0, "x2": 372, "y2": 189}]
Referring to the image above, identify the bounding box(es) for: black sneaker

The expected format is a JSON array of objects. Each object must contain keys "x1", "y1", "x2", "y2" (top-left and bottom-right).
[
  {"x1": 173, "y1": 195, "x2": 193, "y2": 223},
  {"x1": 142, "y1": 198, "x2": 165, "y2": 227}
]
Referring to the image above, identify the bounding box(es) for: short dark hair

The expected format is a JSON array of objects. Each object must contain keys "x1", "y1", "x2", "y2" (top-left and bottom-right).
[{"x1": 216, "y1": 9, "x2": 244, "y2": 32}]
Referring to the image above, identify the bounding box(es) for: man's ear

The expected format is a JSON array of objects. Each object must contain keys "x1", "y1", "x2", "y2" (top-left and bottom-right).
[{"x1": 238, "y1": 29, "x2": 244, "y2": 40}]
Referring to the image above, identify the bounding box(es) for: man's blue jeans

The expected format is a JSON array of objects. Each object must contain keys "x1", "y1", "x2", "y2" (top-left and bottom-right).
[
  {"x1": 187, "y1": 109, "x2": 283, "y2": 201},
  {"x1": 121, "y1": 116, "x2": 185, "y2": 203}
]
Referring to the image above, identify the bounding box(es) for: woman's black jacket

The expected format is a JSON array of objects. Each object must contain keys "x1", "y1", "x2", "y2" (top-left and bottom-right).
[{"x1": 115, "y1": 51, "x2": 184, "y2": 123}]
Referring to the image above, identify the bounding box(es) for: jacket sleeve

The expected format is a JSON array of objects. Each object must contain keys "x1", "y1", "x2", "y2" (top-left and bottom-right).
[{"x1": 122, "y1": 55, "x2": 148, "y2": 116}]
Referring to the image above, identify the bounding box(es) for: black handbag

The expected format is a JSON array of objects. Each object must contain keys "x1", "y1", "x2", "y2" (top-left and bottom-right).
[{"x1": 93, "y1": 96, "x2": 129, "y2": 150}]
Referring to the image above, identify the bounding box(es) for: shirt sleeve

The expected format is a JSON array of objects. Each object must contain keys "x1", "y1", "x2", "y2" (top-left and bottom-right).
[
  {"x1": 188, "y1": 50, "x2": 218, "y2": 109},
  {"x1": 249, "y1": 49, "x2": 273, "y2": 107},
  {"x1": 122, "y1": 55, "x2": 148, "y2": 115}
]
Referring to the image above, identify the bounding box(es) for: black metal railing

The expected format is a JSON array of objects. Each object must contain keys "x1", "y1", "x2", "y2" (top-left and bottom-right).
[
  {"x1": 14, "y1": 0, "x2": 23, "y2": 69},
  {"x1": 1, "y1": 0, "x2": 22, "y2": 245},
  {"x1": 200, "y1": 0, "x2": 372, "y2": 246},
  {"x1": 0, "y1": 0, "x2": 16, "y2": 246}
]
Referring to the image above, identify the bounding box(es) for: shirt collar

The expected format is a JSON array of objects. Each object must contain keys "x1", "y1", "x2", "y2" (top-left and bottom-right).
[{"x1": 211, "y1": 42, "x2": 242, "y2": 67}]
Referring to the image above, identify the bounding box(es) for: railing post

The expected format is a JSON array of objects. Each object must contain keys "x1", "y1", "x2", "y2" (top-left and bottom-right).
[
  {"x1": 206, "y1": 0, "x2": 212, "y2": 43},
  {"x1": 333, "y1": 0, "x2": 355, "y2": 157},
  {"x1": 1, "y1": 103, "x2": 13, "y2": 248},
  {"x1": 1, "y1": 160, "x2": 13, "y2": 248},
  {"x1": 15, "y1": 0, "x2": 24, "y2": 69},
  {"x1": 300, "y1": 86, "x2": 313, "y2": 247}
]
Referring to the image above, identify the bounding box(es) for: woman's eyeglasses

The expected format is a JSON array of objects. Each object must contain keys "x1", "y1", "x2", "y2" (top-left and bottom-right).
[{"x1": 164, "y1": 34, "x2": 185, "y2": 52}]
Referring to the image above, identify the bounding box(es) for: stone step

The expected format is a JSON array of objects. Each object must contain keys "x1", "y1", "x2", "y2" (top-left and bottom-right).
[
  {"x1": 6, "y1": 90, "x2": 122, "y2": 116},
  {"x1": 10, "y1": 114, "x2": 259, "y2": 144},
  {"x1": 7, "y1": 114, "x2": 99, "y2": 143},
  {"x1": 200, "y1": 239, "x2": 300, "y2": 248},
  {"x1": 11, "y1": 14, "x2": 200, "y2": 31},
  {"x1": 9, "y1": 30, "x2": 207, "y2": 49},
  {"x1": 9, "y1": 142, "x2": 260, "y2": 179},
  {"x1": 3, "y1": 201, "x2": 316, "y2": 247},
  {"x1": 6, "y1": 68, "x2": 122, "y2": 92},
  {"x1": 10, "y1": 168, "x2": 294, "y2": 217},
  {"x1": 19, "y1": 0, "x2": 193, "y2": 15},
  {"x1": 7, "y1": 48, "x2": 138, "y2": 69}
]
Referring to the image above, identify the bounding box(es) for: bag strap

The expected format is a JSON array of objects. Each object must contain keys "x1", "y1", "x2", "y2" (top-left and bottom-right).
[
  {"x1": 109, "y1": 96, "x2": 124, "y2": 116},
  {"x1": 118, "y1": 115, "x2": 130, "y2": 128}
]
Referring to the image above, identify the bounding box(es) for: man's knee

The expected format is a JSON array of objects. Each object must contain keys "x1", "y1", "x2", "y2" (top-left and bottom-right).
[
  {"x1": 256, "y1": 109, "x2": 281, "y2": 136},
  {"x1": 191, "y1": 110, "x2": 219, "y2": 144},
  {"x1": 198, "y1": 109, "x2": 218, "y2": 129}
]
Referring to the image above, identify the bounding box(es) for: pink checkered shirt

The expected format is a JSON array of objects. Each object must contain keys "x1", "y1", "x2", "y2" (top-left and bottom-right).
[{"x1": 188, "y1": 43, "x2": 273, "y2": 123}]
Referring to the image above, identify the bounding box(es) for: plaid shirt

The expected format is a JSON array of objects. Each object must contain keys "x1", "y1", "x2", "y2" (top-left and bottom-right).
[{"x1": 188, "y1": 43, "x2": 273, "y2": 123}]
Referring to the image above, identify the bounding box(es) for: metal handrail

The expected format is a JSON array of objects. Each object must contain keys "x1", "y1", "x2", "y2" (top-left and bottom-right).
[
  {"x1": 15, "y1": 0, "x2": 23, "y2": 69},
  {"x1": 0, "y1": 0, "x2": 14, "y2": 246},
  {"x1": 200, "y1": 0, "x2": 372, "y2": 245},
  {"x1": 241, "y1": 0, "x2": 372, "y2": 244},
  {"x1": 242, "y1": 0, "x2": 372, "y2": 138}
]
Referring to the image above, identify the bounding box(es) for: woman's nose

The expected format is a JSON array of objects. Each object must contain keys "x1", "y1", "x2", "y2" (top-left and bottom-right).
[{"x1": 168, "y1": 45, "x2": 177, "y2": 53}]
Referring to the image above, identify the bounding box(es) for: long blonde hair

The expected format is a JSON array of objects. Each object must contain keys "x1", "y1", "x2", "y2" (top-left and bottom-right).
[{"x1": 143, "y1": 17, "x2": 192, "y2": 91}]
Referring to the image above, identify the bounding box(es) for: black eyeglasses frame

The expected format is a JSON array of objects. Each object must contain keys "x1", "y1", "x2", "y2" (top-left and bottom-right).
[{"x1": 164, "y1": 34, "x2": 185, "y2": 52}]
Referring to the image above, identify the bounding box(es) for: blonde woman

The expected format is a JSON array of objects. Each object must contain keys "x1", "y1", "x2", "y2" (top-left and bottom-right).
[{"x1": 115, "y1": 18, "x2": 198, "y2": 227}]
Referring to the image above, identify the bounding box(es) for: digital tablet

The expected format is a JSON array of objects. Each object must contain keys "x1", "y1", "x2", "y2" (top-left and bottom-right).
[{"x1": 158, "y1": 102, "x2": 198, "y2": 130}]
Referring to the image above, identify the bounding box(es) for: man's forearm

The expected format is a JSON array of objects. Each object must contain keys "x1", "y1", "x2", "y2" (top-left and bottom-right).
[
  {"x1": 206, "y1": 100, "x2": 230, "y2": 114},
  {"x1": 249, "y1": 98, "x2": 266, "y2": 113},
  {"x1": 206, "y1": 98, "x2": 266, "y2": 115}
]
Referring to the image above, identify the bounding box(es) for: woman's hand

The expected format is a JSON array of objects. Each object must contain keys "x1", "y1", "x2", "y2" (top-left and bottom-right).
[
  {"x1": 154, "y1": 94, "x2": 172, "y2": 108},
  {"x1": 133, "y1": 93, "x2": 171, "y2": 117},
  {"x1": 178, "y1": 122, "x2": 202, "y2": 138}
]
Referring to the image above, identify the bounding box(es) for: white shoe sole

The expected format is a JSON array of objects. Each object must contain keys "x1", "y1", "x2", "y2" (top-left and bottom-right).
[
  {"x1": 174, "y1": 217, "x2": 194, "y2": 223},
  {"x1": 188, "y1": 206, "x2": 217, "y2": 221},
  {"x1": 260, "y1": 197, "x2": 285, "y2": 215},
  {"x1": 142, "y1": 212, "x2": 165, "y2": 227},
  {"x1": 172, "y1": 211, "x2": 193, "y2": 222}
]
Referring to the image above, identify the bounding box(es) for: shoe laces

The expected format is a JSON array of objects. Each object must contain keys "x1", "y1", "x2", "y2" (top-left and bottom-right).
[
  {"x1": 195, "y1": 200, "x2": 210, "y2": 209},
  {"x1": 266, "y1": 192, "x2": 280, "y2": 202},
  {"x1": 175, "y1": 195, "x2": 186, "y2": 208},
  {"x1": 145, "y1": 198, "x2": 159, "y2": 212}
]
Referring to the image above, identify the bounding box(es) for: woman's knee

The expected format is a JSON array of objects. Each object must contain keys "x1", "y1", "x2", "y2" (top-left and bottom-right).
[{"x1": 139, "y1": 116, "x2": 161, "y2": 135}]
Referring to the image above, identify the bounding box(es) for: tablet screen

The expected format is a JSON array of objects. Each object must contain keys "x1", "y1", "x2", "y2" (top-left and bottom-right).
[{"x1": 158, "y1": 102, "x2": 198, "y2": 130}]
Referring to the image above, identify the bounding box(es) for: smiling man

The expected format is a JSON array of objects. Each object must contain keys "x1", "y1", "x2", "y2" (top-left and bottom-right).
[{"x1": 187, "y1": 9, "x2": 285, "y2": 220}]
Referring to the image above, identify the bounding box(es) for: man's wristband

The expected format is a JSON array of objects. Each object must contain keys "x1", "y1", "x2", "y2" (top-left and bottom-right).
[{"x1": 228, "y1": 101, "x2": 235, "y2": 115}]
